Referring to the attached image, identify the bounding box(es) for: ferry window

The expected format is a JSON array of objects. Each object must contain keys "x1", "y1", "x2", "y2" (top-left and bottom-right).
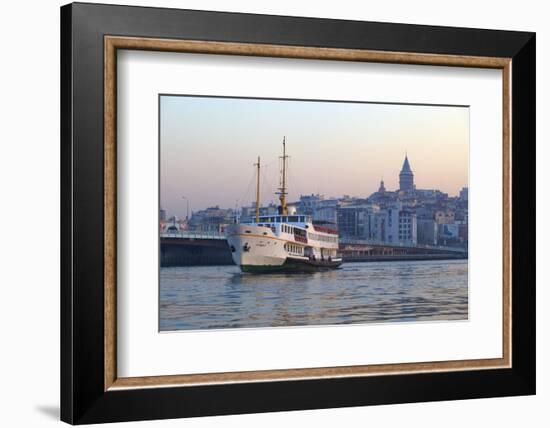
[
  {"x1": 283, "y1": 216, "x2": 288, "y2": 222},
  {"x1": 289, "y1": 216, "x2": 298, "y2": 222}
]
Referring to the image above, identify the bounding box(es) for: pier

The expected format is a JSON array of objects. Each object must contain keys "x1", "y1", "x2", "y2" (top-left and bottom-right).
[{"x1": 161, "y1": 231, "x2": 232, "y2": 267}]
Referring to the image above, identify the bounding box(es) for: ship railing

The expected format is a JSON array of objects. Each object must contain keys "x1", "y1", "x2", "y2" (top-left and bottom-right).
[
  {"x1": 312, "y1": 225, "x2": 339, "y2": 235},
  {"x1": 294, "y1": 235, "x2": 308, "y2": 244}
]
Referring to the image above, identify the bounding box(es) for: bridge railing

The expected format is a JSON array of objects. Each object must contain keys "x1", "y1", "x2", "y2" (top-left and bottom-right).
[
  {"x1": 161, "y1": 231, "x2": 467, "y2": 253},
  {"x1": 161, "y1": 230, "x2": 226, "y2": 240},
  {"x1": 339, "y1": 238, "x2": 467, "y2": 253}
]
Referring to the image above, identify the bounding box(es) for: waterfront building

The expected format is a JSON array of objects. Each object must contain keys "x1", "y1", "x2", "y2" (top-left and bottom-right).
[
  {"x1": 397, "y1": 208, "x2": 417, "y2": 244},
  {"x1": 382, "y1": 203, "x2": 417, "y2": 244},
  {"x1": 337, "y1": 205, "x2": 366, "y2": 238},
  {"x1": 313, "y1": 198, "x2": 340, "y2": 224},
  {"x1": 162, "y1": 215, "x2": 188, "y2": 233},
  {"x1": 337, "y1": 204, "x2": 379, "y2": 240},
  {"x1": 454, "y1": 208, "x2": 468, "y2": 223},
  {"x1": 240, "y1": 203, "x2": 279, "y2": 222},
  {"x1": 459, "y1": 187, "x2": 469, "y2": 202},
  {"x1": 417, "y1": 218, "x2": 438, "y2": 245},
  {"x1": 414, "y1": 189, "x2": 448, "y2": 204},
  {"x1": 189, "y1": 206, "x2": 235, "y2": 232},
  {"x1": 299, "y1": 194, "x2": 324, "y2": 216},
  {"x1": 439, "y1": 222, "x2": 460, "y2": 241},
  {"x1": 435, "y1": 209, "x2": 456, "y2": 225},
  {"x1": 415, "y1": 205, "x2": 435, "y2": 220},
  {"x1": 459, "y1": 223, "x2": 468, "y2": 243},
  {"x1": 368, "y1": 179, "x2": 397, "y2": 205},
  {"x1": 337, "y1": 202, "x2": 417, "y2": 245}
]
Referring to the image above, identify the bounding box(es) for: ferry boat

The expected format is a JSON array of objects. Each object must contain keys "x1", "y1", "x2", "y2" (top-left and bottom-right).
[{"x1": 226, "y1": 138, "x2": 343, "y2": 273}]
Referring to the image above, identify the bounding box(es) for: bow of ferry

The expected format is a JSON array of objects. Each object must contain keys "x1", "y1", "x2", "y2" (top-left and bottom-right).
[{"x1": 226, "y1": 223, "x2": 287, "y2": 270}]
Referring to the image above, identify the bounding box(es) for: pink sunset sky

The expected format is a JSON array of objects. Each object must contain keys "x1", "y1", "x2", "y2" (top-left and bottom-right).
[{"x1": 160, "y1": 95, "x2": 469, "y2": 217}]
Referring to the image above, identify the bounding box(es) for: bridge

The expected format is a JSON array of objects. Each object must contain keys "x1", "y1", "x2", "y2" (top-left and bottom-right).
[
  {"x1": 338, "y1": 237, "x2": 467, "y2": 262},
  {"x1": 160, "y1": 230, "x2": 231, "y2": 266},
  {"x1": 161, "y1": 231, "x2": 466, "y2": 253},
  {"x1": 160, "y1": 231, "x2": 467, "y2": 266}
]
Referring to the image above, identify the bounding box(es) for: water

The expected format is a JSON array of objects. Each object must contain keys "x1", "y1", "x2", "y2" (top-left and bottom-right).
[{"x1": 159, "y1": 260, "x2": 468, "y2": 331}]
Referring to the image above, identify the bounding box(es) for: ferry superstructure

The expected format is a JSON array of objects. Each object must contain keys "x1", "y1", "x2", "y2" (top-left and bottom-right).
[{"x1": 226, "y1": 138, "x2": 343, "y2": 273}]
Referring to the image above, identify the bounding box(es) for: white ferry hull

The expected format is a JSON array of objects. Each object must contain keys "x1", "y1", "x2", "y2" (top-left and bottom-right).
[{"x1": 226, "y1": 223, "x2": 342, "y2": 273}]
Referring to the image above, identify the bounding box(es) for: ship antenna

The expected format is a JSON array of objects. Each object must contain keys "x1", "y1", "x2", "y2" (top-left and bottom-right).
[
  {"x1": 254, "y1": 156, "x2": 261, "y2": 223},
  {"x1": 278, "y1": 137, "x2": 289, "y2": 215}
]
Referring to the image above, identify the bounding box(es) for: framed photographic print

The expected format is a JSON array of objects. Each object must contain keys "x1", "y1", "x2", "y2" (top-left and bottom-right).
[{"x1": 60, "y1": 2, "x2": 535, "y2": 424}]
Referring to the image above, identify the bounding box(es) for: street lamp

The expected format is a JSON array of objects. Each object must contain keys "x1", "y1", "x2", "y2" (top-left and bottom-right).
[{"x1": 181, "y1": 196, "x2": 190, "y2": 221}]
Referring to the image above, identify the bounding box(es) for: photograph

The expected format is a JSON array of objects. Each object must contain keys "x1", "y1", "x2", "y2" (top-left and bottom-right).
[{"x1": 159, "y1": 95, "x2": 469, "y2": 331}]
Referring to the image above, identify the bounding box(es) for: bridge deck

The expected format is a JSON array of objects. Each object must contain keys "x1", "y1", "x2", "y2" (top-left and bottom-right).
[{"x1": 160, "y1": 232, "x2": 467, "y2": 254}]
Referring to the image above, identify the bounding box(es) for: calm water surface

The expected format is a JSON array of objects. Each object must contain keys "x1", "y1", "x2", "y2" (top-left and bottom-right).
[{"x1": 160, "y1": 260, "x2": 468, "y2": 331}]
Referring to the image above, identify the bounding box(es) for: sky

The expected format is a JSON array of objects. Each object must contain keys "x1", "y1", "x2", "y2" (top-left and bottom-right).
[{"x1": 160, "y1": 95, "x2": 469, "y2": 217}]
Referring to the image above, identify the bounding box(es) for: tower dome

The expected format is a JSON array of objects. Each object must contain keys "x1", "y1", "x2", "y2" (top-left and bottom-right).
[{"x1": 399, "y1": 155, "x2": 414, "y2": 192}]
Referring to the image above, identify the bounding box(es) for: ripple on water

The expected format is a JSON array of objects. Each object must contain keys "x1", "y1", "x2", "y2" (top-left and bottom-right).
[{"x1": 160, "y1": 260, "x2": 468, "y2": 331}]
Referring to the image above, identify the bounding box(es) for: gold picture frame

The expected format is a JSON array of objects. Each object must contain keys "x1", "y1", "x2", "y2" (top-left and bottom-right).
[{"x1": 103, "y1": 35, "x2": 512, "y2": 391}]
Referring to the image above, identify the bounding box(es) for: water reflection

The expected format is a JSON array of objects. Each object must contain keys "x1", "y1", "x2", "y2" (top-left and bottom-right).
[{"x1": 160, "y1": 260, "x2": 468, "y2": 331}]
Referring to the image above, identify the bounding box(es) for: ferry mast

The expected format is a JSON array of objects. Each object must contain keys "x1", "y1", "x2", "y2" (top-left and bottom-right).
[
  {"x1": 278, "y1": 137, "x2": 289, "y2": 215},
  {"x1": 254, "y1": 156, "x2": 261, "y2": 223}
]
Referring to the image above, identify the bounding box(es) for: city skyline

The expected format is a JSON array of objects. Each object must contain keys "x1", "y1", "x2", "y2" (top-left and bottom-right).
[{"x1": 161, "y1": 95, "x2": 469, "y2": 217}]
